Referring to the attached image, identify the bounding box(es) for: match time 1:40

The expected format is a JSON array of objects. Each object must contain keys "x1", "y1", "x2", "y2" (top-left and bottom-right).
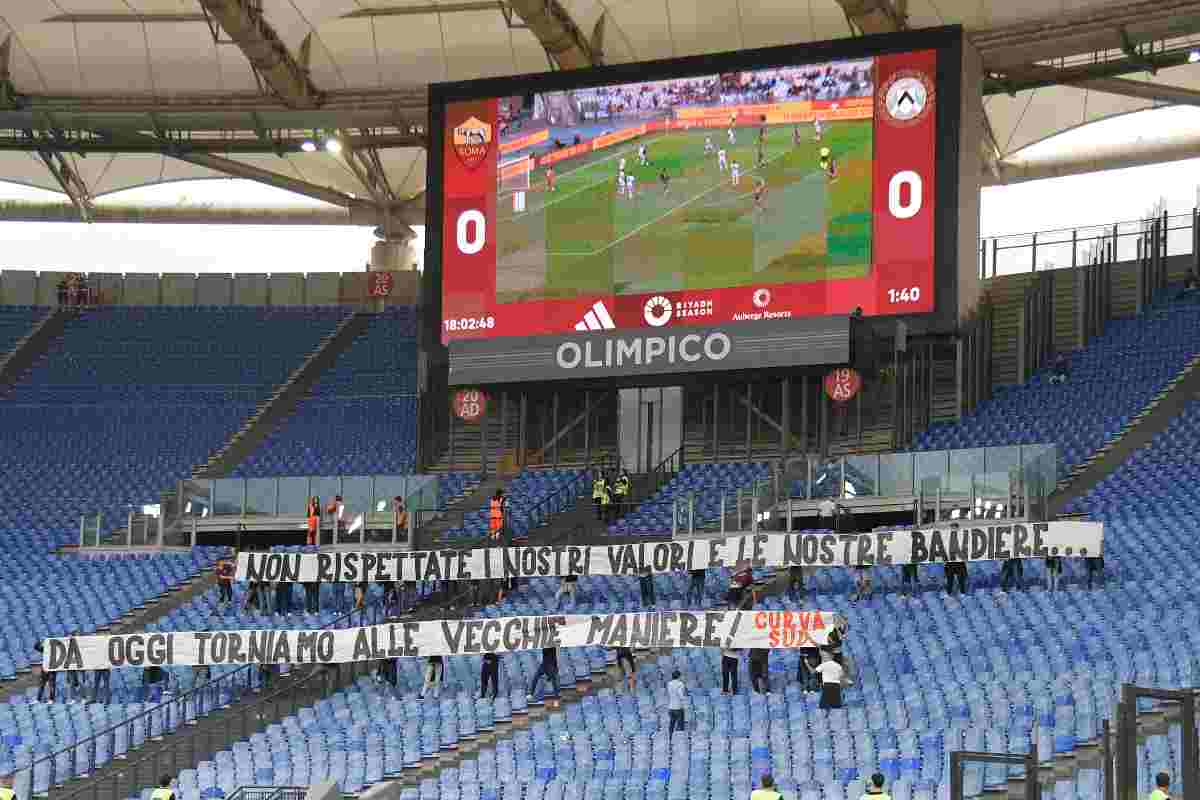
[
  {"x1": 886, "y1": 287, "x2": 922, "y2": 304},
  {"x1": 444, "y1": 316, "x2": 496, "y2": 332}
]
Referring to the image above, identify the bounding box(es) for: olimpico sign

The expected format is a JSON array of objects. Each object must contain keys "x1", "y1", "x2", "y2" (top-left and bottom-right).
[{"x1": 556, "y1": 332, "x2": 732, "y2": 371}]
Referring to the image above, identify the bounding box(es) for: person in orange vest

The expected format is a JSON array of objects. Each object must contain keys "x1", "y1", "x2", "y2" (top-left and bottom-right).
[{"x1": 489, "y1": 489, "x2": 506, "y2": 541}]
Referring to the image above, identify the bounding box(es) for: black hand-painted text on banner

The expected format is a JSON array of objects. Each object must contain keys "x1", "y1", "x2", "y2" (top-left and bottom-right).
[
  {"x1": 42, "y1": 610, "x2": 838, "y2": 671},
  {"x1": 235, "y1": 521, "x2": 1103, "y2": 583}
]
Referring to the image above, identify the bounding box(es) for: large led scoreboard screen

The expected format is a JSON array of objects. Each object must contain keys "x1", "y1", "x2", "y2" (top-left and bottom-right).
[{"x1": 429, "y1": 28, "x2": 963, "y2": 383}]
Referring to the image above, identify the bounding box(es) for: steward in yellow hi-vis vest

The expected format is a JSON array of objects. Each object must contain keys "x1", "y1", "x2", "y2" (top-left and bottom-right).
[
  {"x1": 150, "y1": 776, "x2": 176, "y2": 800},
  {"x1": 592, "y1": 475, "x2": 607, "y2": 520}
]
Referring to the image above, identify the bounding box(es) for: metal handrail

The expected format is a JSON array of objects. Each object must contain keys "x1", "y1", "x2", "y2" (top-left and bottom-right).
[
  {"x1": 516, "y1": 467, "x2": 596, "y2": 531},
  {"x1": 982, "y1": 211, "x2": 1194, "y2": 245},
  {"x1": 23, "y1": 596, "x2": 392, "y2": 796}
]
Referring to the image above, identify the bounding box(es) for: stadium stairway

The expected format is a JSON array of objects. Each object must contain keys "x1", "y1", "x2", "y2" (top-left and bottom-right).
[
  {"x1": 0, "y1": 564, "x2": 217, "y2": 704},
  {"x1": 1049, "y1": 349, "x2": 1200, "y2": 514},
  {"x1": 413, "y1": 476, "x2": 507, "y2": 550},
  {"x1": 364, "y1": 569, "x2": 793, "y2": 798},
  {"x1": 0, "y1": 306, "x2": 71, "y2": 395},
  {"x1": 193, "y1": 312, "x2": 374, "y2": 479}
]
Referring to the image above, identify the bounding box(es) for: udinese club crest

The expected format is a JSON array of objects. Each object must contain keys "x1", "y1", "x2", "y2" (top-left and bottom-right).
[
  {"x1": 878, "y1": 70, "x2": 934, "y2": 127},
  {"x1": 452, "y1": 115, "x2": 493, "y2": 170}
]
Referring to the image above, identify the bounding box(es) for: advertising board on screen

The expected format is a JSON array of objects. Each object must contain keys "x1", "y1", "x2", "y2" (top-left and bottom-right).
[{"x1": 430, "y1": 29, "x2": 963, "y2": 383}]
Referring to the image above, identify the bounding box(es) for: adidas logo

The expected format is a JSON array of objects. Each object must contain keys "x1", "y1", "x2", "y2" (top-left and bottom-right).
[{"x1": 574, "y1": 301, "x2": 616, "y2": 332}]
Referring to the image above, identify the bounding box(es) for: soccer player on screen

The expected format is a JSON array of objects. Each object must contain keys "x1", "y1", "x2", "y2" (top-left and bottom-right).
[
  {"x1": 545, "y1": 167, "x2": 556, "y2": 192},
  {"x1": 619, "y1": 156, "x2": 627, "y2": 173},
  {"x1": 704, "y1": 136, "x2": 714, "y2": 155},
  {"x1": 813, "y1": 117, "x2": 824, "y2": 142},
  {"x1": 731, "y1": 160, "x2": 741, "y2": 187},
  {"x1": 717, "y1": 148, "x2": 728, "y2": 172},
  {"x1": 625, "y1": 172, "x2": 636, "y2": 197},
  {"x1": 793, "y1": 125, "x2": 802, "y2": 147},
  {"x1": 819, "y1": 146, "x2": 838, "y2": 183},
  {"x1": 752, "y1": 178, "x2": 767, "y2": 212},
  {"x1": 659, "y1": 168, "x2": 671, "y2": 195},
  {"x1": 617, "y1": 169, "x2": 626, "y2": 197},
  {"x1": 638, "y1": 144, "x2": 648, "y2": 166}
]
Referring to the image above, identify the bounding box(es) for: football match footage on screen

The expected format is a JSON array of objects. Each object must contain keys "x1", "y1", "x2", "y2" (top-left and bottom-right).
[{"x1": 441, "y1": 49, "x2": 937, "y2": 343}]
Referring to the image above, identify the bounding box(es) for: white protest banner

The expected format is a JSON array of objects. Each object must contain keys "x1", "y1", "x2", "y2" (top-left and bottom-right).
[
  {"x1": 42, "y1": 609, "x2": 837, "y2": 672},
  {"x1": 236, "y1": 521, "x2": 1103, "y2": 584}
]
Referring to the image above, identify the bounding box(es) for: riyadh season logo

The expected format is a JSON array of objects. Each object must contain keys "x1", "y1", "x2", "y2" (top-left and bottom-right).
[
  {"x1": 752, "y1": 288, "x2": 772, "y2": 309},
  {"x1": 643, "y1": 295, "x2": 673, "y2": 327}
]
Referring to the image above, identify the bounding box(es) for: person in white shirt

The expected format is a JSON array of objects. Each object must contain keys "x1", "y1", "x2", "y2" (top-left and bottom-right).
[
  {"x1": 704, "y1": 136, "x2": 714, "y2": 154},
  {"x1": 619, "y1": 157, "x2": 627, "y2": 173},
  {"x1": 810, "y1": 652, "x2": 844, "y2": 709},
  {"x1": 727, "y1": 126, "x2": 736, "y2": 145},
  {"x1": 666, "y1": 670, "x2": 686, "y2": 736},
  {"x1": 638, "y1": 144, "x2": 648, "y2": 165},
  {"x1": 717, "y1": 149, "x2": 728, "y2": 172},
  {"x1": 817, "y1": 498, "x2": 838, "y2": 527},
  {"x1": 750, "y1": 774, "x2": 783, "y2": 800},
  {"x1": 625, "y1": 173, "x2": 636, "y2": 197},
  {"x1": 814, "y1": 117, "x2": 824, "y2": 141},
  {"x1": 862, "y1": 772, "x2": 892, "y2": 800},
  {"x1": 731, "y1": 161, "x2": 741, "y2": 186},
  {"x1": 617, "y1": 170, "x2": 626, "y2": 196}
]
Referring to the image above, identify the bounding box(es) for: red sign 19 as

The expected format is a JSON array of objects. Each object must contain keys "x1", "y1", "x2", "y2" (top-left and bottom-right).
[
  {"x1": 454, "y1": 389, "x2": 487, "y2": 422},
  {"x1": 824, "y1": 368, "x2": 863, "y2": 402}
]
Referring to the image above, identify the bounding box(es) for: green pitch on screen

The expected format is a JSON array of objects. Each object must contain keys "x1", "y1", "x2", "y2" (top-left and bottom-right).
[{"x1": 495, "y1": 121, "x2": 873, "y2": 304}]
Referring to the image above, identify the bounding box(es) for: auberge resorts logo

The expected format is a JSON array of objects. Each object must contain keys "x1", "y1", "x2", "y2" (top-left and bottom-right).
[{"x1": 452, "y1": 116, "x2": 493, "y2": 170}]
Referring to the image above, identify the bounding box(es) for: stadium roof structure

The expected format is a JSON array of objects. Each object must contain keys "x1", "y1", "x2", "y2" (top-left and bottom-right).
[{"x1": 0, "y1": 0, "x2": 1198, "y2": 227}]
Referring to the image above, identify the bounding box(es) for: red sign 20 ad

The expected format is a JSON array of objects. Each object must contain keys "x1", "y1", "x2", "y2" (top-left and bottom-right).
[{"x1": 441, "y1": 49, "x2": 937, "y2": 344}]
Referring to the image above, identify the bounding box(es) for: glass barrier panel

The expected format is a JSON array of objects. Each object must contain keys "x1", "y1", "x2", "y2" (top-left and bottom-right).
[
  {"x1": 985, "y1": 446, "x2": 1021, "y2": 475},
  {"x1": 182, "y1": 481, "x2": 212, "y2": 518},
  {"x1": 342, "y1": 477, "x2": 372, "y2": 519},
  {"x1": 1021, "y1": 444, "x2": 1058, "y2": 495},
  {"x1": 373, "y1": 476, "x2": 408, "y2": 514},
  {"x1": 950, "y1": 448, "x2": 986, "y2": 479},
  {"x1": 278, "y1": 477, "x2": 310, "y2": 515},
  {"x1": 810, "y1": 457, "x2": 843, "y2": 499},
  {"x1": 1036, "y1": 240, "x2": 1075, "y2": 272},
  {"x1": 878, "y1": 452, "x2": 914, "y2": 496},
  {"x1": 310, "y1": 477, "x2": 341, "y2": 508},
  {"x1": 212, "y1": 479, "x2": 244, "y2": 516},
  {"x1": 943, "y1": 468, "x2": 972, "y2": 496},
  {"x1": 1168, "y1": 223, "x2": 1192, "y2": 258},
  {"x1": 914, "y1": 450, "x2": 949, "y2": 487},
  {"x1": 407, "y1": 475, "x2": 440, "y2": 511},
  {"x1": 245, "y1": 479, "x2": 278, "y2": 516},
  {"x1": 844, "y1": 455, "x2": 879, "y2": 498}
]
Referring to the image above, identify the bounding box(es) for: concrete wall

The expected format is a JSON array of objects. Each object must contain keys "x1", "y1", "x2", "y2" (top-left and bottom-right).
[
  {"x1": 269, "y1": 274, "x2": 304, "y2": 305},
  {"x1": 197, "y1": 274, "x2": 234, "y2": 305},
  {"x1": 161, "y1": 274, "x2": 196, "y2": 305},
  {"x1": 0, "y1": 270, "x2": 36, "y2": 304},
  {"x1": 0, "y1": 269, "x2": 421, "y2": 308},
  {"x1": 233, "y1": 274, "x2": 268, "y2": 305}
]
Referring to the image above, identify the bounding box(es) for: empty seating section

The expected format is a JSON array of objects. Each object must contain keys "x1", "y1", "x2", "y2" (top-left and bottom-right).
[
  {"x1": 0, "y1": 569, "x2": 414, "y2": 795},
  {"x1": 611, "y1": 463, "x2": 771, "y2": 536},
  {"x1": 0, "y1": 305, "x2": 46, "y2": 357},
  {"x1": 0, "y1": 307, "x2": 349, "y2": 672},
  {"x1": 0, "y1": 551, "x2": 222, "y2": 680},
  {"x1": 234, "y1": 308, "x2": 419, "y2": 478},
  {"x1": 1, "y1": 305, "x2": 350, "y2": 537},
  {"x1": 1066, "y1": 398, "x2": 1200, "y2": 516},
  {"x1": 445, "y1": 469, "x2": 586, "y2": 541},
  {"x1": 918, "y1": 297, "x2": 1200, "y2": 476}
]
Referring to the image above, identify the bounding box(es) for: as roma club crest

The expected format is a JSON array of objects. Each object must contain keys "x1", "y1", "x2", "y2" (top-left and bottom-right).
[
  {"x1": 878, "y1": 70, "x2": 934, "y2": 127},
  {"x1": 452, "y1": 116, "x2": 493, "y2": 170}
]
